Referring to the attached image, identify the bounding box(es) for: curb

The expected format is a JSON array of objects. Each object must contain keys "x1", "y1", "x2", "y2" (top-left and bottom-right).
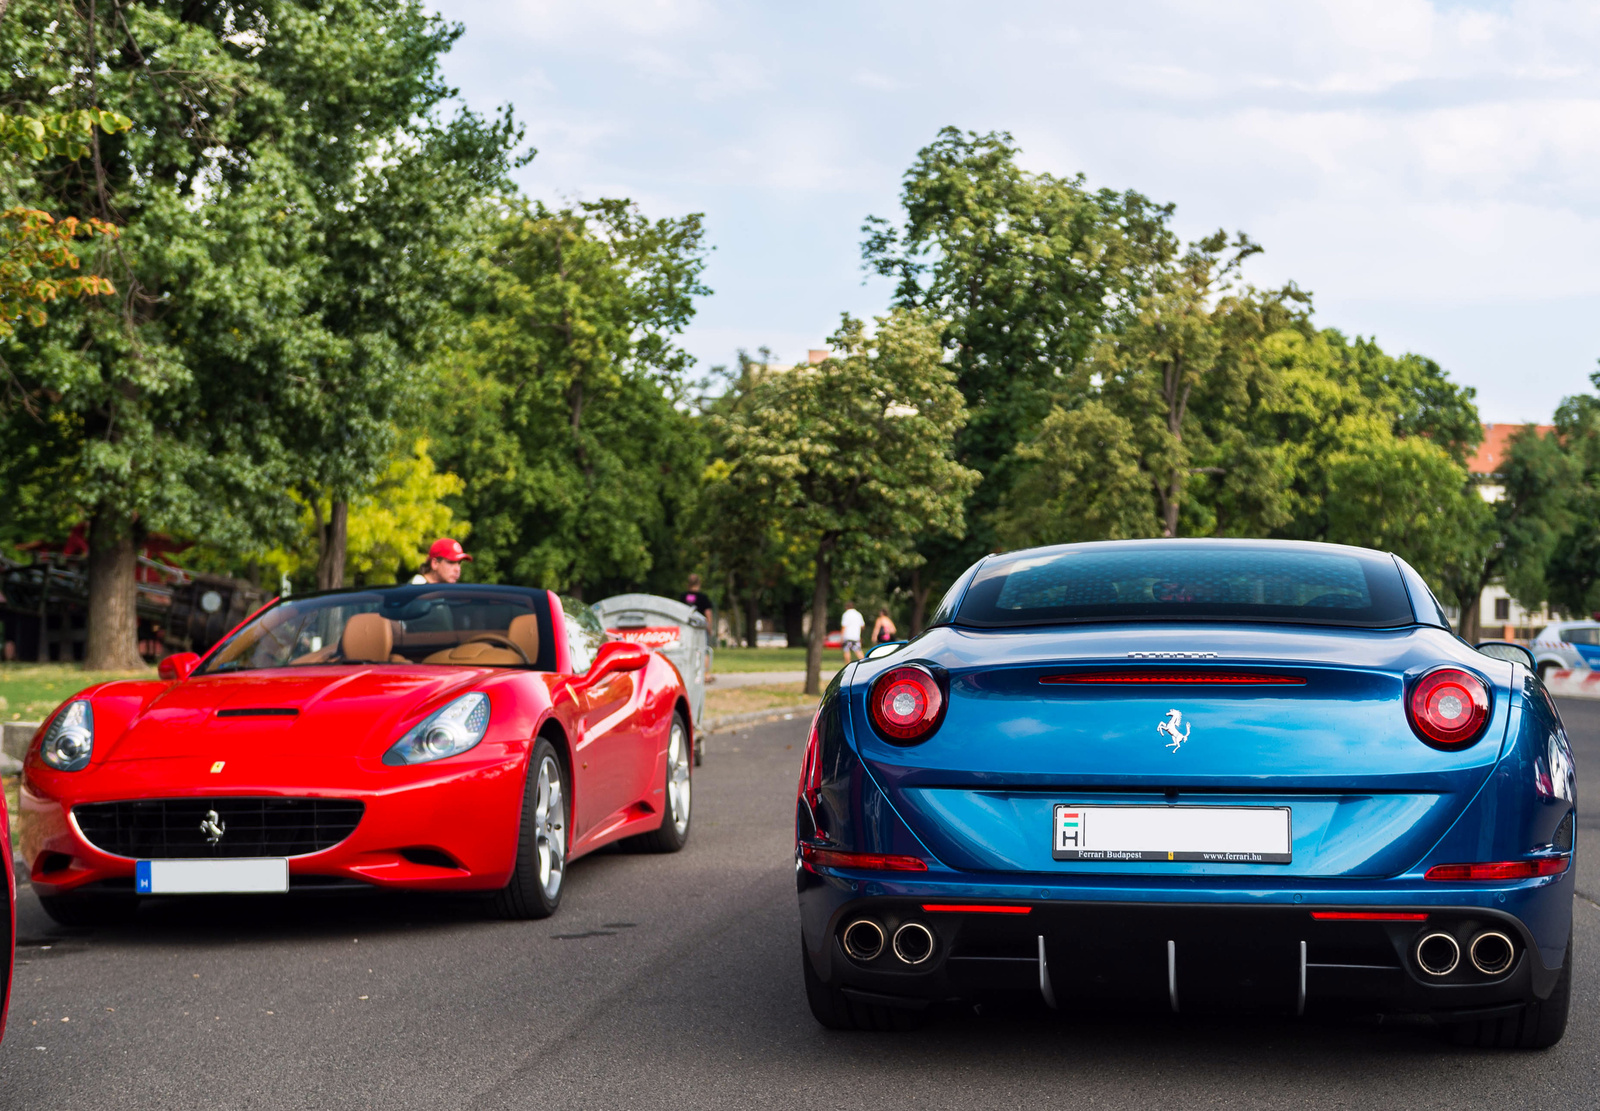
[
  {"x1": 703, "y1": 704, "x2": 816, "y2": 733},
  {"x1": 3, "y1": 721, "x2": 39, "y2": 764},
  {"x1": 1544, "y1": 669, "x2": 1600, "y2": 701}
]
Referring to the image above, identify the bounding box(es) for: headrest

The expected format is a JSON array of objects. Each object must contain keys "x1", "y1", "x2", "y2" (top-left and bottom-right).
[
  {"x1": 507, "y1": 614, "x2": 540, "y2": 665},
  {"x1": 341, "y1": 613, "x2": 393, "y2": 662}
]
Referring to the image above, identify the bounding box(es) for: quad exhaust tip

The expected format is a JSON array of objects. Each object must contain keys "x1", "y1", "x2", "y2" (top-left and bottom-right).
[
  {"x1": 1415, "y1": 931, "x2": 1461, "y2": 977},
  {"x1": 842, "y1": 918, "x2": 886, "y2": 961},
  {"x1": 1469, "y1": 931, "x2": 1515, "y2": 976},
  {"x1": 892, "y1": 921, "x2": 935, "y2": 965}
]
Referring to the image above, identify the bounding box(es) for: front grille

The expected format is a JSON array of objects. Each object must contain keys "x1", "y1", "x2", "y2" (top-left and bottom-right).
[{"x1": 73, "y1": 797, "x2": 364, "y2": 859}]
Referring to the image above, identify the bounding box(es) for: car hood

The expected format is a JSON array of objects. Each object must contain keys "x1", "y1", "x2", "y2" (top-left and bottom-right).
[{"x1": 98, "y1": 666, "x2": 490, "y2": 764}]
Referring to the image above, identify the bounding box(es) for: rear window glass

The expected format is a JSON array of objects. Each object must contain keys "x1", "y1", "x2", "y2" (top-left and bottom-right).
[{"x1": 955, "y1": 542, "x2": 1416, "y2": 628}]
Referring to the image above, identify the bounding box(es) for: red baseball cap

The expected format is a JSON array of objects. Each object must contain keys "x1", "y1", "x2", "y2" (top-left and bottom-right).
[{"x1": 428, "y1": 537, "x2": 472, "y2": 562}]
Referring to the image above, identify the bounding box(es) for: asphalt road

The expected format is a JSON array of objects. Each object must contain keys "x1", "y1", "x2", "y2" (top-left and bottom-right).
[{"x1": 0, "y1": 705, "x2": 1596, "y2": 1110}]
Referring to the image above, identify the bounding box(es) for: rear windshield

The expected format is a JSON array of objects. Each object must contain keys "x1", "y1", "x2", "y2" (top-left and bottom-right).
[{"x1": 955, "y1": 542, "x2": 1415, "y2": 628}]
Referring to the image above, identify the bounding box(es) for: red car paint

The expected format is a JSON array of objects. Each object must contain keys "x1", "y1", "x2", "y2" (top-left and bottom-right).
[{"x1": 18, "y1": 592, "x2": 690, "y2": 901}]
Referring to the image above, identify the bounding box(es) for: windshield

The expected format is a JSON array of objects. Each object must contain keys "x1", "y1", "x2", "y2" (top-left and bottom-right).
[
  {"x1": 198, "y1": 585, "x2": 555, "y2": 673},
  {"x1": 955, "y1": 541, "x2": 1415, "y2": 629}
]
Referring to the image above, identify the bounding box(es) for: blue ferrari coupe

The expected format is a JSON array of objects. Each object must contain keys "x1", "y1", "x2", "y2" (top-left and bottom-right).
[{"x1": 797, "y1": 539, "x2": 1576, "y2": 1046}]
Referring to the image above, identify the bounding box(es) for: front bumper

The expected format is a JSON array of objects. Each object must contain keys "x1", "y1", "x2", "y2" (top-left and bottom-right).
[
  {"x1": 20, "y1": 755, "x2": 527, "y2": 897},
  {"x1": 798, "y1": 866, "x2": 1573, "y2": 1018}
]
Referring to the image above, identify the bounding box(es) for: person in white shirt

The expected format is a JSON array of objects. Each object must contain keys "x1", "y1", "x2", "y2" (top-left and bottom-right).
[{"x1": 839, "y1": 605, "x2": 866, "y2": 662}]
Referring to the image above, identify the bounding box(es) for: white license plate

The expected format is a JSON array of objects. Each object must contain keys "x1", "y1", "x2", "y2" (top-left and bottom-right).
[
  {"x1": 1053, "y1": 805, "x2": 1291, "y2": 863},
  {"x1": 135, "y1": 858, "x2": 289, "y2": 894}
]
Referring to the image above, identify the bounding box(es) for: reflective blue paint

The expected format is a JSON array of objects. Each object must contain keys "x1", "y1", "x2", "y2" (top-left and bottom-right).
[{"x1": 798, "y1": 609, "x2": 1576, "y2": 971}]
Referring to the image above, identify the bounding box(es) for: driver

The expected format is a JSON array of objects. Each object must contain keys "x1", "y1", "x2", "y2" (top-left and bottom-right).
[{"x1": 412, "y1": 538, "x2": 472, "y2": 585}]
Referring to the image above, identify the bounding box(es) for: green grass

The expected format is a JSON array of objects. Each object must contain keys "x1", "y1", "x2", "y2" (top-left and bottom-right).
[
  {"x1": 0, "y1": 663, "x2": 155, "y2": 722},
  {"x1": 712, "y1": 646, "x2": 842, "y2": 673}
]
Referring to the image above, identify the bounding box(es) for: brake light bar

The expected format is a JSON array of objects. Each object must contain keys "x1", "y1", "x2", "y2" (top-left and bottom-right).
[
  {"x1": 798, "y1": 845, "x2": 928, "y2": 872},
  {"x1": 1310, "y1": 911, "x2": 1429, "y2": 921},
  {"x1": 1425, "y1": 857, "x2": 1569, "y2": 881},
  {"x1": 920, "y1": 904, "x2": 1032, "y2": 914},
  {"x1": 1041, "y1": 671, "x2": 1305, "y2": 686}
]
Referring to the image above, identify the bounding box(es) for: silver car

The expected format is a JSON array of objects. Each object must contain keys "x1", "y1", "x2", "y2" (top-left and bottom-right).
[{"x1": 1530, "y1": 619, "x2": 1600, "y2": 679}]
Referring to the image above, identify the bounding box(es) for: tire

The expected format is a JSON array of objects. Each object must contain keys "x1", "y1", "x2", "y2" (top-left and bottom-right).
[
  {"x1": 1538, "y1": 662, "x2": 1557, "y2": 683},
  {"x1": 1446, "y1": 937, "x2": 1571, "y2": 1049},
  {"x1": 38, "y1": 893, "x2": 139, "y2": 927},
  {"x1": 801, "y1": 933, "x2": 927, "y2": 1031},
  {"x1": 493, "y1": 739, "x2": 568, "y2": 920},
  {"x1": 633, "y1": 712, "x2": 693, "y2": 853}
]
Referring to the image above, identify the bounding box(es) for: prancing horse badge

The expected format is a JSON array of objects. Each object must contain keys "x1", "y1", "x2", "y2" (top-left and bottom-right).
[{"x1": 1158, "y1": 709, "x2": 1191, "y2": 753}]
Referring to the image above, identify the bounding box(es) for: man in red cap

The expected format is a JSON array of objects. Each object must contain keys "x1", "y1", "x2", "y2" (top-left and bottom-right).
[{"x1": 412, "y1": 538, "x2": 472, "y2": 584}]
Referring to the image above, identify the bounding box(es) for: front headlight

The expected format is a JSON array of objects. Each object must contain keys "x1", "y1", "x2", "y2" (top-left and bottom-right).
[
  {"x1": 41, "y1": 700, "x2": 94, "y2": 771},
  {"x1": 383, "y1": 693, "x2": 490, "y2": 766}
]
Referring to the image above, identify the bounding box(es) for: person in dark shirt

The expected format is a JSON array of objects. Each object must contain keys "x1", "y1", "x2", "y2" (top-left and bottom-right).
[{"x1": 683, "y1": 574, "x2": 714, "y2": 624}]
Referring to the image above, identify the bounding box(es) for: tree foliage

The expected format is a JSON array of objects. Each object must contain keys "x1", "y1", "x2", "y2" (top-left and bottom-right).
[
  {"x1": 709, "y1": 309, "x2": 978, "y2": 691},
  {"x1": 0, "y1": 0, "x2": 515, "y2": 663},
  {"x1": 862, "y1": 128, "x2": 1178, "y2": 609},
  {"x1": 430, "y1": 198, "x2": 710, "y2": 597}
]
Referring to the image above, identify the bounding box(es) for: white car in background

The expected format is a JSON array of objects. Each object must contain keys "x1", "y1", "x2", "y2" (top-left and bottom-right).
[{"x1": 1530, "y1": 620, "x2": 1600, "y2": 679}]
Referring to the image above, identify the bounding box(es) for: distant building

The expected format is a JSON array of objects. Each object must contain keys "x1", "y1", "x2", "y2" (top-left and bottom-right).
[{"x1": 1467, "y1": 422, "x2": 1560, "y2": 637}]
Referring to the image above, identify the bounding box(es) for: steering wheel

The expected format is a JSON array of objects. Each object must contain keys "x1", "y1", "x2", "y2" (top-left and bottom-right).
[{"x1": 461, "y1": 633, "x2": 531, "y2": 665}]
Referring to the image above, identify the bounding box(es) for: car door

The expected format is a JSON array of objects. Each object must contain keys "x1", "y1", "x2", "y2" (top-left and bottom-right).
[{"x1": 562, "y1": 600, "x2": 648, "y2": 838}]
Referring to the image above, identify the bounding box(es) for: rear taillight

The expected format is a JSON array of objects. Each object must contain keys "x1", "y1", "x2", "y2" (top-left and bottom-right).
[
  {"x1": 798, "y1": 845, "x2": 927, "y2": 871},
  {"x1": 798, "y1": 708, "x2": 823, "y2": 812},
  {"x1": 1425, "y1": 857, "x2": 1569, "y2": 881},
  {"x1": 868, "y1": 665, "x2": 944, "y2": 742},
  {"x1": 1407, "y1": 667, "x2": 1490, "y2": 748}
]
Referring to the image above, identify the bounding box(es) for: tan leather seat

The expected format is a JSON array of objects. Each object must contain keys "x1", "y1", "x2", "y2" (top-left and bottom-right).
[
  {"x1": 422, "y1": 640, "x2": 524, "y2": 666},
  {"x1": 507, "y1": 614, "x2": 540, "y2": 664},
  {"x1": 341, "y1": 613, "x2": 395, "y2": 662}
]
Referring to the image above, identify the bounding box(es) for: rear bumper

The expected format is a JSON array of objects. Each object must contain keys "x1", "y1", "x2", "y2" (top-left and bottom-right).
[{"x1": 798, "y1": 867, "x2": 1573, "y2": 1017}]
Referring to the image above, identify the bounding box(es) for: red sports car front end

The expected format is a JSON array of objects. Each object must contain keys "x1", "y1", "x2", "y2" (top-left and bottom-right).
[{"x1": 20, "y1": 667, "x2": 540, "y2": 900}]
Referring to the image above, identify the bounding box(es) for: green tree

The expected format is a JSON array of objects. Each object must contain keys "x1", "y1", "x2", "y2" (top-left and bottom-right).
[
  {"x1": 1544, "y1": 374, "x2": 1600, "y2": 620},
  {"x1": 997, "y1": 233, "x2": 1306, "y2": 546},
  {"x1": 430, "y1": 198, "x2": 710, "y2": 597},
  {"x1": 712, "y1": 309, "x2": 978, "y2": 693},
  {"x1": 0, "y1": 0, "x2": 512, "y2": 665},
  {"x1": 1436, "y1": 426, "x2": 1571, "y2": 639},
  {"x1": 863, "y1": 127, "x2": 1178, "y2": 625}
]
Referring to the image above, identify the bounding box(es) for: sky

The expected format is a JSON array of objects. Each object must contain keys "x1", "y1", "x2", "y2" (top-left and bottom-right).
[{"x1": 425, "y1": 0, "x2": 1600, "y2": 424}]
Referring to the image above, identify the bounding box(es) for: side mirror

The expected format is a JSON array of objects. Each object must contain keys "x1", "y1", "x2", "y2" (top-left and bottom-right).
[
  {"x1": 1476, "y1": 641, "x2": 1536, "y2": 671},
  {"x1": 590, "y1": 640, "x2": 650, "y2": 680},
  {"x1": 865, "y1": 640, "x2": 908, "y2": 660},
  {"x1": 159, "y1": 652, "x2": 201, "y2": 682}
]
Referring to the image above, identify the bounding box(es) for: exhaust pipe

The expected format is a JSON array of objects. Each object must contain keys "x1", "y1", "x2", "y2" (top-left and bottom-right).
[
  {"x1": 892, "y1": 921, "x2": 935, "y2": 965},
  {"x1": 842, "y1": 918, "x2": 886, "y2": 961},
  {"x1": 1415, "y1": 931, "x2": 1460, "y2": 977},
  {"x1": 1469, "y1": 931, "x2": 1515, "y2": 976}
]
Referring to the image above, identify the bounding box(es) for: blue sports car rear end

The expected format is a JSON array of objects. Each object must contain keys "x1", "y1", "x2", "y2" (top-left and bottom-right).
[{"x1": 796, "y1": 540, "x2": 1576, "y2": 1046}]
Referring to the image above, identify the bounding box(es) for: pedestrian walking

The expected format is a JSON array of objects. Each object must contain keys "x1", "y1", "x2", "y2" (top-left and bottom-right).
[
  {"x1": 872, "y1": 607, "x2": 897, "y2": 644},
  {"x1": 839, "y1": 602, "x2": 865, "y2": 662}
]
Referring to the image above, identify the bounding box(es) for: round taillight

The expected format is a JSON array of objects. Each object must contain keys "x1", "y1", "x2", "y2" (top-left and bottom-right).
[
  {"x1": 869, "y1": 666, "x2": 944, "y2": 743},
  {"x1": 1408, "y1": 667, "x2": 1490, "y2": 748}
]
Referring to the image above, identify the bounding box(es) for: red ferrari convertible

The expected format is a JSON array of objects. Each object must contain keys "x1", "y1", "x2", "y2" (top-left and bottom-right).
[{"x1": 18, "y1": 584, "x2": 694, "y2": 924}]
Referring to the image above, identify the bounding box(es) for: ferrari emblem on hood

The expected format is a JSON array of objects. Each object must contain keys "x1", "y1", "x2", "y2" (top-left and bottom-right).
[
  {"x1": 200, "y1": 810, "x2": 226, "y2": 845},
  {"x1": 1157, "y1": 709, "x2": 1192, "y2": 753}
]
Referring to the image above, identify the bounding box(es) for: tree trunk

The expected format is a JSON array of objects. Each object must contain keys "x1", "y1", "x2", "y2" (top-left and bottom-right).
[
  {"x1": 315, "y1": 499, "x2": 349, "y2": 590},
  {"x1": 782, "y1": 597, "x2": 806, "y2": 648},
  {"x1": 910, "y1": 566, "x2": 930, "y2": 635},
  {"x1": 805, "y1": 542, "x2": 834, "y2": 695},
  {"x1": 35, "y1": 559, "x2": 51, "y2": 662},
  {"x1": 84, "y1": 510, "x2": 145, "y2": 670},
  {"x1": 1458, "y1": 585, "x2": 1484, "y2": 641},
  {"x1": 744, "y1": 588, "x2": 760, "y2": 648}
]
